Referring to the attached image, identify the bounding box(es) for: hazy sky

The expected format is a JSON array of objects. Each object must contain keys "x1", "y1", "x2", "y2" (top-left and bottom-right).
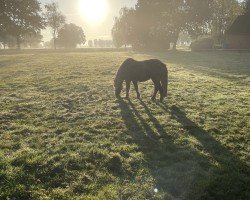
[{"x1": 40, "y1": 0, "x2": 137, "y2": 42}]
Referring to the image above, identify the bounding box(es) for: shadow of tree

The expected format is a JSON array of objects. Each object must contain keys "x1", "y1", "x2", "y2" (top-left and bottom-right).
[{"x1": 117, "y1": 98, "x2": 249, "y2": 199}]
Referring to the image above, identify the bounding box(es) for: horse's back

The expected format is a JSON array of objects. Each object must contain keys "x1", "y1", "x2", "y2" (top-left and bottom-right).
[
  {"x1": 122, "y1": 58, "x2": 165, "y2": 69},
  {"x1": 118, "y1": 58, "x2": 167, "y2": 81},
  {"x1": 143, "y1": 59, "x2": 167, "y2": 77}
]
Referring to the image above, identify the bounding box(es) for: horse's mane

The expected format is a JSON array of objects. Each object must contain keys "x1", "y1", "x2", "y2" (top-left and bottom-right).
[{"x1": 115, "y1": 58, "x2": 135, "y2": 81}]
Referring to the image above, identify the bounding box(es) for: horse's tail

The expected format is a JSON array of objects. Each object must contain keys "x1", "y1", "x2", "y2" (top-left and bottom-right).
[{"x1": 160, "y1": 65, "x2": 168, "y2": 97}]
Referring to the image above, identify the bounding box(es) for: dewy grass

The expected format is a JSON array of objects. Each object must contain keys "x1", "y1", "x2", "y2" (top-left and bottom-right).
[{"x1": 0, "y1": 50, "x2": 249, "y2": 199}]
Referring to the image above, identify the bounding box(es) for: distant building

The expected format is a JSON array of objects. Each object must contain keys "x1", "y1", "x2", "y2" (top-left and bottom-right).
[{"x1": 224, "y1": 10, "x2": 250, "y2": 49}]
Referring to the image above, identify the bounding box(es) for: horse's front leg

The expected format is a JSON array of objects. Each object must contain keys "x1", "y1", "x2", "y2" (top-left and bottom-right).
[
  {"x1": 133, "y1": 81, "x2": 140, "y2": 99},
  {"x1": 125, "y1": 80, "x2": 131, "y2": 98}
]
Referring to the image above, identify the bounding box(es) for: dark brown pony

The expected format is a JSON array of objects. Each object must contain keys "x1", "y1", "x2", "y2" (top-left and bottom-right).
[{"x1": 114, "y1": 58, "x2": 168, "y2": 102}]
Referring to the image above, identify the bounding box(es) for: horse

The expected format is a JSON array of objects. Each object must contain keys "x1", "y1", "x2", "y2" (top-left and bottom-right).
[{"x1": 114, "y1": 58, "x2": 168, "y2": 102}]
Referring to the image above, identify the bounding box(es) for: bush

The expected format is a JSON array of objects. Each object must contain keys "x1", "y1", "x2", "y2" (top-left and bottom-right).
[{"x1": 190, "y1": 38, "x2": 214, "y2": 51}]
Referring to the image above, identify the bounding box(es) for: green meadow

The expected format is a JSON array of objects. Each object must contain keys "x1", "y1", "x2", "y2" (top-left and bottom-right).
[{"x1": 0, "y1": 50, "x2": 249, "y2": 199}]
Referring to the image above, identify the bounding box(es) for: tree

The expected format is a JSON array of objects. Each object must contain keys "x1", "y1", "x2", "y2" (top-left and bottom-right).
[
  {"x1": 0, "y1": 0, "x2": 44, "y2": 49},
  {"x1": 94, "y1": 39, "x2": 98, "y2": 47},
  {"x1": 43, "y1": 39, "x2": 54, "y2": 49},
  {"x1": 98, "y1": 39, "x2": 105, "y2": 47},
  {"x1": 22, "y1": 33, "x2": 43, "y2": 48},
  {"x1": 44, "y1": 2, "x2": 65, "y2": 49},
  {"x1": 88, "y1": 40, "x2": 93, "y2": 47},
  {"x1": 105, "y1": 40, "x2": 113, "y2": 47},
  {"x1": 211, "y1": 0, "x2": 243, "y2": 44},
  {"x1": 57, "y1": 23, "x2": 86, "y2": 48},
  {"x1": 112, "y1": 0, "x2": 212, "y2": 51},
  {"x1": 0, "y1": 0, "x2": 8, "y2": 48},
  {"x1": 244, "y1": 0, "x2": 250, "y2": 13},
  {"x1": 136, "y1": 0, "x2": 212, "y2": 50},
  {"x1": 0, "y1": 35, "x2": 16, "y2": 49},
  {"x1": 112, "y1": 7, "x2": 135, "y2": 48}
]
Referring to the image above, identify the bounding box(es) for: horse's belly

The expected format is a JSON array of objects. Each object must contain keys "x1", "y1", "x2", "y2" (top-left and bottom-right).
[{"x1": 138, "y1": 77, "x2": 149, "y2": 82}]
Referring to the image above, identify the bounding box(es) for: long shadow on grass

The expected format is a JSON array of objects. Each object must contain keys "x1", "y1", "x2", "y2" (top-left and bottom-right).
[
  {"x1": 118, "y1": 98, "x2": 212, "y2": 199},
  {"x1": 156, "y1": 102, "x2": 249, "y2": 199},
  {"x1": 118, "y1": 98, "x2": 249, "y2": 199}
]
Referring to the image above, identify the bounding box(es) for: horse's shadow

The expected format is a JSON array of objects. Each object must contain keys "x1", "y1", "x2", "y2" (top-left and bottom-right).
[{"x1": 117, "y1": 98, "x2": 249, "y2": 199}]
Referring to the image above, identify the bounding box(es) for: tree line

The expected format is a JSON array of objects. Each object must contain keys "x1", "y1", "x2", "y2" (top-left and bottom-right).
[
  {"x1": 112, "y1": 0, "x2": 249, "y2": 50},
  {"x1": 0, "y1": 0, "x2": 86, "y2": 49},
  {"x1": 88, "y1": 39, "x2": 114, "y2": 48}
]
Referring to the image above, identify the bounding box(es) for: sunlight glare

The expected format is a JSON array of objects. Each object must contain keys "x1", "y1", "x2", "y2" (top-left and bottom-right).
[{"x1": 79, "y1": 0, "x2": 109, "y2": 24}]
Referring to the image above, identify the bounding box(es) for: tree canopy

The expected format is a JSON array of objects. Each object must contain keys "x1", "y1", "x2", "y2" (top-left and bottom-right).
[
  {"x1": 211, "y1": 0, "x2": 243, "y2": 43},
  {"x1": 112, "y1": 7, "x2": 135, "y2": 48},
  {"x1": 244, "y1": 0, "x2": 250, "y2": 13},
  {"x1": 0, "y1": 0, "x2": 44, "y2": 49},
  {"x1": 57, "y1": 23, "x2": 86, "y2": 49},
  {"x1": 112, "y1": 0, "x2": 213, "y2": 50}
]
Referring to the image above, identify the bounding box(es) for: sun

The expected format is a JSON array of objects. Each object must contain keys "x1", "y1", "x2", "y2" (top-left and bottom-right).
[{"x1": 79, "y1": 0, "x2": 109, "y2": 24}]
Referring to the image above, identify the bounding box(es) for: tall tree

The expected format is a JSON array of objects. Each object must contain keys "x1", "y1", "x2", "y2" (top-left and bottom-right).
[
  {"x1": 22, "y1": 33, "x2": 43, "y2": 48},
  {"x1": 94, "y1": 39, "x2": 98, "y2": 47},
  {"x1": 57, "y1": 23, "x2": 86, "y2": 48},
  {"x1": 0, "y1": 35, "x2": 16, "y2": 49},
  {"x1": 0, "y1": 0, "x2": 44, "y2": 49},
  {"x1": 244, "y1": 0, "x2": 250, "y2": 13},
  {"x1": 112, "y1": 0, "x2": 212, "y2": 51},
  {"x1": 211, "y1": 0, "x2": 243, "y2": 44},
  {"x1": 0, "y1": 0, "x2": 7, "y2": 48},
  {"x1": 112, "y1": 7, "x2": 135, "y2": 48},
  {"x1": 137, "y1": 0, "x2": 212, "y2": 50},
  {"x1": 44, "y1": 2, "x2": 65, "y2": 49},
  {"x1": 88, "y1": 40, "x2": 93, "y2": 47}
]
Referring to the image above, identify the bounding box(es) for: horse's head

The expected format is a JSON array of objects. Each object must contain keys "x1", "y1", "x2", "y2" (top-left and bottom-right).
[{"x1": 114, "y1": 77, "x2": 123, "y2": 98}]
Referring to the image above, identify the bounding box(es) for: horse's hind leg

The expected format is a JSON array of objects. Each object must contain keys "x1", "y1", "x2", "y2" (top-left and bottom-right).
[
  {"x1": 125, "y1": 80, "x2": 131, "y2": 98},
  {"x1": 151, "y1": 85, "x2": 158, "y2": 101},
  {"x1": 133, "y1": 81, "x2": 140, "y2": 98},
  {"x1": 159, "y1": 83, "x2": 164, "y2": 102},
  {"x1": 151, "y1": 79, "x2": 160, "y2": 101}
]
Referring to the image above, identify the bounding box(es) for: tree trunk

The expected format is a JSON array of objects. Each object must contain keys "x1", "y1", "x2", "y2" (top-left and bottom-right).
[
  {"x1": 16, "y1": 35, "x2": 21, "y2": 50},
  {"x1": 53, "y1": 30, "x2": 57, "y2": 50},
  {"x1": 172, "y1": 42, "x2": 177, "y2": 51},
  {"x1": 172, "y1": 29, "x2": 180, "y2": 51},
  {"x1": 54, "y1": 37, "x2": 56, "y2": 50}
]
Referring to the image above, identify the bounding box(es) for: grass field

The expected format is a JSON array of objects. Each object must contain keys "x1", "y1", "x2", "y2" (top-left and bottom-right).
[{"x1": 0, "y1": 50, "x2": 249, "y2": 199}]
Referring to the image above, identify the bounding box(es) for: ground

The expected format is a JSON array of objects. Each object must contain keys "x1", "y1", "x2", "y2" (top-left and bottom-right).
[{"x1": 0, "y1": 50, "x2": 249, "y2": 199}]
